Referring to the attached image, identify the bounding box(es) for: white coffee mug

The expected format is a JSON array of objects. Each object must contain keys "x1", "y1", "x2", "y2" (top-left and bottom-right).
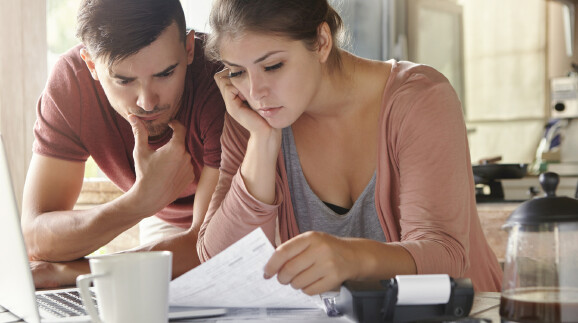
[{"x1": 76, "y1": 251, "x2": 172, "y2": 323}]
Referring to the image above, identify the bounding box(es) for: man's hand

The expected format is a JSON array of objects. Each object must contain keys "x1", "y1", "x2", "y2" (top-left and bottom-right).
[
  {"x1": 127, "y1": 116, "x2": 195, "y2": 216},
  {"x1": 31, "y1": 259, "x2": 90, "y2": 289}
]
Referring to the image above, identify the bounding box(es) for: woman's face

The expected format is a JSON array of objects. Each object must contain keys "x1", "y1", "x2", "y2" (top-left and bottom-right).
[{"x1": 219, "y1": 32, "x2": 325, "y2": 129}]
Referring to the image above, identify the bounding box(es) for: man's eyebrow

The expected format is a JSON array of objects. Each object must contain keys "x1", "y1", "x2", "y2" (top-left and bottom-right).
[
  {"x1": 222, "y1": 51, "x2": 284, "y2": 67},
  {"x1": 153, "y1": 63, "x2": 179, "y2": 77},
  {"x1": 111, "y1": 63, "x2": 179, "y2": 79},
  {"x1": 111, "y1": 73, "x2": 135, "y2": 81}
]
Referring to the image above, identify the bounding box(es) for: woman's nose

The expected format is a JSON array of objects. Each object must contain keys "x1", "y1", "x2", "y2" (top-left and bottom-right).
[{"x1": 248, "y1": 74, "x2": 269, "y2": 102}]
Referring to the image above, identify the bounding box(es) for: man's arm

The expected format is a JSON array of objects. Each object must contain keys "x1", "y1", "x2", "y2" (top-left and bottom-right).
[
  {"x1": 31, "y1": 166, "x2": 220, "y2": 288},
  {"x1": 21, "y1": 154, "x2": 147, "y2": 261},
  {"x1": 23, "y1": 118, "x2": 195, "y2": 262}
]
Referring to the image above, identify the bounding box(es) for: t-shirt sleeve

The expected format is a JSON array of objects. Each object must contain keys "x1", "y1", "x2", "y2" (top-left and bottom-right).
[
  {"x1": 33, "y1": 54, "x2": 89, "y2": 162},
  {"x1": 195, "y1": 64, "x2": 226, "y2": 169}
]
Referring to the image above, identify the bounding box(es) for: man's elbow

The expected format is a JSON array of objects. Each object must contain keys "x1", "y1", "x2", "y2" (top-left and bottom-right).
[{"x1": 21, "y1": 215, "x2": 54, "y2": 261}]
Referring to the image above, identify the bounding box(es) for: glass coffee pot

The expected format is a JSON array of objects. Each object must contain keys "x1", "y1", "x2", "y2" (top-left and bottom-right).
[{"x1": 500, "y1": 172, "x2": 578, "y2": 323}]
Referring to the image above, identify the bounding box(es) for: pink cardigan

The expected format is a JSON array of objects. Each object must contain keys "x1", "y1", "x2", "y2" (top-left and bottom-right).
[{"x1": 198, "y1": 60, "x2": 503, "y2": 292}]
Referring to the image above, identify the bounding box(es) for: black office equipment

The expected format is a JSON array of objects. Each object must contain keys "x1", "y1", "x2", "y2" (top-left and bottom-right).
[{"x1": 335, "y1": 275, "x2": 474, "y2": 323}]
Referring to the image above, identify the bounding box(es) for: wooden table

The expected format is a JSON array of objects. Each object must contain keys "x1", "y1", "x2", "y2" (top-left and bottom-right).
[
  {"x1": 470, "y1": 292, "x2": 501, "y2": 322},
  {"x1": 1, "y1": 292, "x2": 504, "y2": 322}
]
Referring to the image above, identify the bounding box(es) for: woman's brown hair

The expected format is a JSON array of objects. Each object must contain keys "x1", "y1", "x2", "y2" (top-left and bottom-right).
[{"x1": 205, "y1": 0, "x2": 345, "y2": 71}]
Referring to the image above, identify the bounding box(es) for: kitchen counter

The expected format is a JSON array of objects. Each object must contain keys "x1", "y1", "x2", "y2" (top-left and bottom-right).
[
  {"x1": 476, "y1": 175, "x2": 578, "y2": 263},
  {"x1": 476, "y1": 203, "x2": 519, "y2": 263}
]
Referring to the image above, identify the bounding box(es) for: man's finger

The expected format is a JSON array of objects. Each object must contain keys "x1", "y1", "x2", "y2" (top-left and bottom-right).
[
  {"x1": 128, "y1": 114, "x2": 149, "y2": 152},
  {"x1": 168, "y1": 120, "x2": 187, "y2": 145}
]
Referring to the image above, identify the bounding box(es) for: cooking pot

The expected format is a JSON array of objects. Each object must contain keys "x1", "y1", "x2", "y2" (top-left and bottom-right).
[
  {"x1": 500, "y1": 172, "x2": 578, "y2": 322},
  {"x1": 473, "y1": 163, "x2": 528, "y2": 185},
  {"x1": 473, "y1": 163, "x2": 528, "y2": 202}
]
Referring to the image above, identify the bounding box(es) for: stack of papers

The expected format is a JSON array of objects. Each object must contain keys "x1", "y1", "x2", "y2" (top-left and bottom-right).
[
  {"x1": 170, "y1": 228, "x2": 319, "y2": 308},
  {"x1": 169, "y1": 228, "x2": 355, "y2": 322}
]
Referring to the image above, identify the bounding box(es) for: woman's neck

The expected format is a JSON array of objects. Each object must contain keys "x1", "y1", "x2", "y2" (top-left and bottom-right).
[
  {"x1": 302, "y1": 51, "x2": 360, "y2": 119},
  {"x1": 302, "y1": 51, "x2": 386, "y2": 124}
]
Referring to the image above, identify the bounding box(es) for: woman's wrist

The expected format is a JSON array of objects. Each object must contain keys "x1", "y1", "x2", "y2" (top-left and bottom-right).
[
  {"x1": 240, "y1": 129, "x2": 282, "y2": 204},
  {"x1": 344, "y1": 239, "x2": 417, "y2": 281},
  {"x1": 343, "y1": 238, "x2": 378, "y2": 281}
]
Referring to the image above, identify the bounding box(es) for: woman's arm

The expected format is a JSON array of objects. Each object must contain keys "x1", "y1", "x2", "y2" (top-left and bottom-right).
[
  {"x1": 197, "y1": 116, "x2": 281, "y2": 261},
  {"x1": 377, "y1": 64, "x2": 473, "y2": 278}
]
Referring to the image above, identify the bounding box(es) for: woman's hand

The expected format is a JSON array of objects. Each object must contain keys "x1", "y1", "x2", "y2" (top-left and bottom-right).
[
  {"x1": 214, "y1": 68, "x2": 281, "y2": 204},
  {"x1": 214, "y1": 69, "x2": 272, "y2": 136},
  {"x1": 263, "y1": 231, "x2": 361, "y2": 295}
]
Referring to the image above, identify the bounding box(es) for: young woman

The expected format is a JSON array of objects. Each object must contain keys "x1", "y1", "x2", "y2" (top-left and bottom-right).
[{"x1": 198, "y1": 0, "x2": 502, "y2": 294}]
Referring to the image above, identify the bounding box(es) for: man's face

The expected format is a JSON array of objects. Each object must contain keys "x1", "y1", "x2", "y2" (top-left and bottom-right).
[{"x1": 82, "y1": 23, "x2": 195, "y2": 139}]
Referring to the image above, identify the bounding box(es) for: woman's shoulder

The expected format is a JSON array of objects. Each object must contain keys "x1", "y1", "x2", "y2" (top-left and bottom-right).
[
  {"x1": 385, "y1": 59, "x2": 451, "y2": 88},
  {"x1": 380, "y1": 60, "x2": 461, "y2": 123}
]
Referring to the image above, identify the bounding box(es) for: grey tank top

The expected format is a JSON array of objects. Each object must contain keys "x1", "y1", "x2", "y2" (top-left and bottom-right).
[{"x1": 281, "y1": 127, "x2": 386, "y2": 242}]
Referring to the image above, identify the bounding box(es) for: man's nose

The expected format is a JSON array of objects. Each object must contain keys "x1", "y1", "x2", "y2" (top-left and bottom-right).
[{"x1": 136, "y1": 84, "x2": 159, "y2": 111}]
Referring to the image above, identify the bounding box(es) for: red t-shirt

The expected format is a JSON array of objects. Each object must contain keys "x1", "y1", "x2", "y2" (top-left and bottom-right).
[{"x1": 33, "y1": 34, "x2": 226, "y2": 228}]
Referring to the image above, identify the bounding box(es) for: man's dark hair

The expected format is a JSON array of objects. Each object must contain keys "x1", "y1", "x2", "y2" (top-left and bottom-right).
[{"x1": 76, "y1": 0, "x2": 187, "y2": 69}]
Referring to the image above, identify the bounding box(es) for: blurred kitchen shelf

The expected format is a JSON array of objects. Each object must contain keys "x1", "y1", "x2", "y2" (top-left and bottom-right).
[
  {"x1": 501, "y1": 175, "x2": 578, "y2": 201},
  {"x1": 546, "y1": 162, "x2": 578, "y2": 176}
]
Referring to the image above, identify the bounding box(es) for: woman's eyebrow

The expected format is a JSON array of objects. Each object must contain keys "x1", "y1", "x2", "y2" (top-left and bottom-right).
[{"x1": 222, "y1": 51, "x2": 285, "y2": 67}]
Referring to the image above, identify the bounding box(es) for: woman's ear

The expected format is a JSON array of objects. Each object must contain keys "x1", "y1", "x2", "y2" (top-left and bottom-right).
[
  {"x1": 80, "y1": 48, "x2": 99, "y2": 80},
  {"x1": 316, "y1": 22, "x2": 333, "y2": 64}
]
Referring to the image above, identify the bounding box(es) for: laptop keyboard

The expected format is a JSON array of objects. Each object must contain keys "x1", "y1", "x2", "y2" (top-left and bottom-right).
[{"x1": 36, "y1": 290, "x2": 96, "y2": 318}]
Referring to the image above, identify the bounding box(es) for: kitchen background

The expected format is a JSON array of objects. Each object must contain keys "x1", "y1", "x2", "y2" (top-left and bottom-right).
[{"x1": 0, "y1": 0, "x2": 575, "y2": 209}]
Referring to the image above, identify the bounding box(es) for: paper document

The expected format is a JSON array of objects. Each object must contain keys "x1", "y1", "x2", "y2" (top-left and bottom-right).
[
  {"x1": 169, "y1": 228, "x2": 321, "y2": 309},
  {"x1": 183, "y1": 308, "x2": 354, "y2": 323}
]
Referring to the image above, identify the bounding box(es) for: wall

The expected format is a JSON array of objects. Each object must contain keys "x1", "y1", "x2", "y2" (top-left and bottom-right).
[
  {"x1": 464, "y1": 0, "x2": 547, "y2": 165},
  {"x1": 548, "y1": 1, "x2": 578, "y2": 79},
  {"x1": 465, "y1": 1, "x2": 578, "y2": 166},
  {"x1": 0, "y1": 0, "x2": 572, "y2": 204},
  {"x1": 0, "y1": 1, "x2": 47, "y2": 209}
]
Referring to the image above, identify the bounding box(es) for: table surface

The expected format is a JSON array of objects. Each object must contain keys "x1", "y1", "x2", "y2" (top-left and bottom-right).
[
  {"x1": 470, "y1": 292, "x2": 501, "y2": 322},
  {"x1": 1, "y1": 292, "x2": 502, "y2": 322}
]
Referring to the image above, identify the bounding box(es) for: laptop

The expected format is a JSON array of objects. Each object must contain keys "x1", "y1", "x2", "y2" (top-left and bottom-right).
[{"x1": 0, "y1": 134, "x2": 226, "y2": 322}]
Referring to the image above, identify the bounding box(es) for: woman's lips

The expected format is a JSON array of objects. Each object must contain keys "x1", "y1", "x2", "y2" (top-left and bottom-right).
[{"x1": 258, "y1": 107, "x2": 281, "y2": 118}]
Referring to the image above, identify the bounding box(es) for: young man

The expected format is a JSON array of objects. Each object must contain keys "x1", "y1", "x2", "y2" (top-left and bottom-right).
[{"x1": 22, "y1": 0, "x2": 225, "y2": 287}]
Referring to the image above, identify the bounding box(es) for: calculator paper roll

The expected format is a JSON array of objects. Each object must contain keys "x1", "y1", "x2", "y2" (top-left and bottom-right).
[{"x1": 395, "y1": 274, "x2": 451, "y2": 305}]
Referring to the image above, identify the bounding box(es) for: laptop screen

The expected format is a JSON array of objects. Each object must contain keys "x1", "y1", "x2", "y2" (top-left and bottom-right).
[{"x1": 0, "y1": 134, "x2": 43, "y2": 323}]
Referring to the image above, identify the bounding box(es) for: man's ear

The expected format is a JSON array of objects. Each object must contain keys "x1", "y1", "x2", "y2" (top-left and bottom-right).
[
  {"x1": 80, "y1": 48, "x2": 99, "y2": 80},
  {"x1": 316, "y1": 22, "x2": 332, "y2": 64},
  {"x1": 185, "y1": 30, "x2": 196, "y2": 65}
]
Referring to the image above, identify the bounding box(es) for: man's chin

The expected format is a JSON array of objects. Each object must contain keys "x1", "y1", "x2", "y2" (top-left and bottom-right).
[{"x1": 146, "y1": 124, "x2": 171, "y2": 140}]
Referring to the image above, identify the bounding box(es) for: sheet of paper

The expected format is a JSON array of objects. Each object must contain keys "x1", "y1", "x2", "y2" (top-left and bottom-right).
[
  {"x1": 169, "y1": 228, "x2": 322, "y2": 309},
  {"x1": 169, "y1": 308, "x2": 355, "y2": 323},
  {"x1": 172, "y1": 307, "x2": 355, "y2": 323}
]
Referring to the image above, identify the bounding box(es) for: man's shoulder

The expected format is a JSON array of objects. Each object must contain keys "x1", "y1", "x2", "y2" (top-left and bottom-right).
[
  {"x1": 190, "y1": 32, "x2": 224, "y2": 78},
  {"x1": 42, "y1": 43, "x2": 108, "y2": 128},
  {"x1": 47, "y1": 43, "x2": 95, "y2": 94},
  {"x1": 54, "y1": 43, "x2": 89, "y2": 72}
]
